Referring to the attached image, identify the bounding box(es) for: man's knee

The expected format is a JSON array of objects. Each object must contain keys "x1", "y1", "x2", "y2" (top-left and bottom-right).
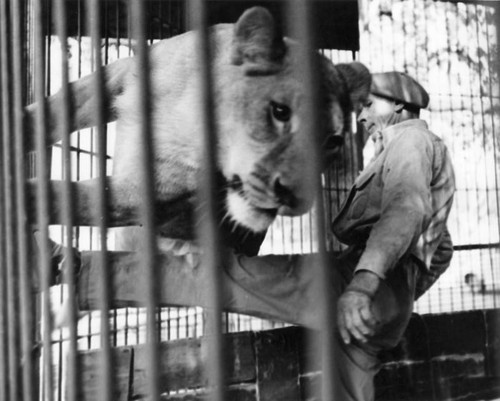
[
  {"x1": 334, "y1": 336, "x2": 380, "y2": 401},
  {"x1": 368, "y1": 262, "x2": 418, "y2": 351}
]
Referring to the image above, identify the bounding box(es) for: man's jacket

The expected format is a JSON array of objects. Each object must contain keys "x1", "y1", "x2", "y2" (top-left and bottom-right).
[{"x1": 332, "y1": 119, "x2": 456, "y2": 297}]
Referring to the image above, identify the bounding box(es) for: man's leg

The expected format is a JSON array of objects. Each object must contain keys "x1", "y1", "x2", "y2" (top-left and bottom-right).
[
  {"x1": 335, "y1": 340, "x2": 380, "y2": 401},
  {"x1": 76, "y1": 250, "x2": 343, "y2": 328},
  {"x1": 75, "y1": 248, "x2": 417, "y2": 400},
  {"x1": 331, "y1": 255, "x2": 420, "y2": 401}
]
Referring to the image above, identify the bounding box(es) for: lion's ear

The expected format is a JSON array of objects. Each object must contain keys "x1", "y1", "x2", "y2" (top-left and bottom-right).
[
  {"x1": 336, "y1": 62, "x2": 372, "y2": 111},
  {"x1": 231, "y1": 7, "x2": 286, "y2": 73}
]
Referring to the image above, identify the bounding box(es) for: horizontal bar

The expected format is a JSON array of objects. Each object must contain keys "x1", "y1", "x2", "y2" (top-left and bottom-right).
[
  {"x1": 51, "y1": 143, "x2": 112, "y2": 160},
  {"x1": 453, "y1": 243, "x2": 500, "y2": 251}
]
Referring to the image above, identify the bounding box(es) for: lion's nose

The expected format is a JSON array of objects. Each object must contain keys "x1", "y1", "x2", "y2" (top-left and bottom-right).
[{"x1": 273, "y1": 176, "x2": 298, "y2": 209}]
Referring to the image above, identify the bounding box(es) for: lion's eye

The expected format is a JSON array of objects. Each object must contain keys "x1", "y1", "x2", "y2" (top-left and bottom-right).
[
  {"x1": 322, "y1": 134, "x2": 344, "y2": 150},
  {"x1": 271, "y1": 101, "x2": 292, "y2": 123}
]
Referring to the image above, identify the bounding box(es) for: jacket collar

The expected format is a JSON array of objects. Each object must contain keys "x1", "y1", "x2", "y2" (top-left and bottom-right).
[{"x1": 380, "y1": 119, "x2": 428, "y2": 148}]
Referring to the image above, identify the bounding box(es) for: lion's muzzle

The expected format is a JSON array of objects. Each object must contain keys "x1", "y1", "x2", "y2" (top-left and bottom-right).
[
  {"x1": 229, "y1": 172, "x2": 299, "y2": 211},
  {"x1": 226, "y1": 170, "x2": 309, "y2": 233}
]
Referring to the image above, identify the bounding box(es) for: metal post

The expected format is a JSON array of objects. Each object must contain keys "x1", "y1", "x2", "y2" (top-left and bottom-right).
[
  {"x1": 0, "y1": 3, "x2": 21, "y2": 400},
  {"x1": 10, "y1": 0, "x2": 36, "y2": 400},
  {"x1": 52, "y1": 0, "x2": 79, "y2": 399},
  {"x1": 0, "y1": 2, "x2": 11, "y2": 399},
  {"x1": 188, "y1": 1, "x2": 225, "y2": 400},
  {"x1": 128, "y1": 1, "x2": 160, "y2": 400},
  {"x1": 285, "y1": 1, "x2": 338, "y2": 399},
  {"x1": 86, "y1": 0, "x2": 113, "y2": 400},
  {"x1": 33, "y1": 0, "x2": 54, "y2": 398}
]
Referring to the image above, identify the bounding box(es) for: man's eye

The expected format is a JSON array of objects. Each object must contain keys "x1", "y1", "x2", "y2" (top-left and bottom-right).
[{"x1": 271, "y1": 101, "x2": 292, "y2": 122}]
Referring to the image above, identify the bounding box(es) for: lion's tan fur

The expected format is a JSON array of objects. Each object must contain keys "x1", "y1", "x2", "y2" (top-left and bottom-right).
[{"x1": 26, "y1": 7, "x2": 371, "y2": 240}]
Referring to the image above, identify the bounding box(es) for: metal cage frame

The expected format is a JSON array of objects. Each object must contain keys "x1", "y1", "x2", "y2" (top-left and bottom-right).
[{"x1": 1, "y1": 1, "x2": 499, "y2": 401}]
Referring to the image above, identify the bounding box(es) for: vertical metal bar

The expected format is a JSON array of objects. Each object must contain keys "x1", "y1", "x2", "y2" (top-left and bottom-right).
[
  {"x1": 0, "y1": 2, "x2": 21, "y2": 401},
  {"x1": 486, "y1": 5, "x2": 500, "y2": 301},
  {"x1": 461, "y1": 2, "x2": 481, "y2": 312},
  {"x1": 33, "y1": 0, "x2": 55, "y2": 399},
  {"x1": 477, "y1": 3, "x2": 500, "y2": 306},
  {"x1": 0, "y1": 203, "x2": 5, "y2": 401},
  {"x1": 472, "y1": 3, "x2": 490, "y2": 308},
  {"x1": 0, "y1": 3, "x2": 9, "y2": 401},
  {"x1": 187, "y1": 1, "x2": 225, "y2": 399},
  {"x1": 128, "y1": 1, "x2": 160, "y2": 400},
  {"x1": 103, "y1": 0, "x2": 119, "y2": 350},
  {"x1": 52, "y1": 0, "x2": 79, "y2": 399},
  {"x1": 0, "y1": 205, "x2": 6, "y2": 401},
  {"x1": 11, "y1": 0, "x2": 36, "y2": 399},
  {"x1": 0, "y1": 1, "x2": 14, "y2": 397},
  {"x1": 86, "y1": 1, "x2": 113, "y2": 401},
  {"x1": 441, "y1": 2, "x2": 457, "y2": 313},
  {"x1": 285, "y1": 1, "x2": 337, "y2": 399},
  {"x1": 75, "y1": 0, "x2": 82, "y2": 255}
]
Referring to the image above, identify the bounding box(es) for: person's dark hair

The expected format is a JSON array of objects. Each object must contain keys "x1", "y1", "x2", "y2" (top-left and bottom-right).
[{"x1": 402, "y1": 102, "x2": 421, "y2": 116}]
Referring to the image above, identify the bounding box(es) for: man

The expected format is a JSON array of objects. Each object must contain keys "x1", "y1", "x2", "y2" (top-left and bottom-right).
[
  {"x1": 43, "y1": 72, "x2": 455, "y2": 400},
  {"x1": 330, "y1": 71, "x2": 455, "y2": 399}
]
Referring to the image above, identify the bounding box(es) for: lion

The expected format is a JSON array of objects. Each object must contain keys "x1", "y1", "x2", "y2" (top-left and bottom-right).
[{"x1": 25, "y1": 7, "x2": 370, "y2": 254}]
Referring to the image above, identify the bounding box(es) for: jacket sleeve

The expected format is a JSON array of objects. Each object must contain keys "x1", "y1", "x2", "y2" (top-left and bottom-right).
[{"x1": 354, "y1": 129, "x2": 435, "y2": 278}]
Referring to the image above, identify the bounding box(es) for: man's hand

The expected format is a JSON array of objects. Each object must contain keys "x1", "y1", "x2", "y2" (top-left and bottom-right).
[{"x1": 337, "y1": 270, "x2": 382, "y2": 344}]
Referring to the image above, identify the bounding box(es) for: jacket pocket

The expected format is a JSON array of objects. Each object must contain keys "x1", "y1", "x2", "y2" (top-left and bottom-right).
[{"x1": 350, "y1": 172, "x2": 376, "y2": 219}]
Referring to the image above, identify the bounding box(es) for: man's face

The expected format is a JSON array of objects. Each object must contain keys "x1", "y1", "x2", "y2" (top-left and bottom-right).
[{"x1": 357, "y1": 94, "x2": 400, "y2": 136}]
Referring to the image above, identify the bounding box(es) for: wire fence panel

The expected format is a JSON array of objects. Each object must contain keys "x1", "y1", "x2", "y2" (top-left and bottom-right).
[{"x1": 357, "y1": 0, "x2": 500, "y2": 315}]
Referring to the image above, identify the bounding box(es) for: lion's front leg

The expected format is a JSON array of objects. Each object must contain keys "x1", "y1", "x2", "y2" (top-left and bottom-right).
[
  {"x1": 28, "y1": 177, "x2": 141, "y2": 226},
  {"x1": 27, "y1": 176, "x2": 196, "y2": 230}
]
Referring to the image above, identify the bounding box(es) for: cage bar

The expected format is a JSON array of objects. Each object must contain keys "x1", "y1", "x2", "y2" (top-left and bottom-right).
[
  {"x1": 32, "y1": 0, "x2": 55, "y2": 398},
  {"x1": 128, "y1": 1, "x2": 161, "y2": 400},
  {"x1": 0, "y1": 167, "x2": 6, "y2": 401},
  {"x1": 0, "y1": 1, "x2": 21, "y2": 400},
  {"x1": 187, "y1": 1, "x2": 225, "y2": 400},
  {"x1": 10, "y1": 0, "x2": 36, "y2": 400},
  {"x1": 85, "y1": 1, "x2": 115, "y2": 401},
  {"x1": 285, "y1": 1, "x2": 338, "y2": 399},
  {"x1": 0, "y1": 139, "x2": 6, "y2": 401},
  {"x1": 52, "y1": 0, "x2": 79, "y2": 400},
  {"x1": 0, "y1": 41, "x2": 7, "y2": 398}
]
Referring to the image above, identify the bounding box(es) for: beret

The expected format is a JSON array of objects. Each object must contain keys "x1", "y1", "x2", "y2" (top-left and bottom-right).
[{"x1": 371, "y1": 71, "x2": 429, "y2": 109}]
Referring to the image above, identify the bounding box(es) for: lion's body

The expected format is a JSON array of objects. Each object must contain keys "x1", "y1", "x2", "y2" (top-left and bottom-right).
[{"x1": 26, "y1": 7, "x2": 370, "y2": 247}]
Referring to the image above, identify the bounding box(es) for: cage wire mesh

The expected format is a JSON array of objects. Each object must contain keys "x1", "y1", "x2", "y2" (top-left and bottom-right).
[
  {"x1": 356, "y1": 0, "x2": 500, "y2": 314},
  {"x1": 0, "y1": 0, "x2": 499, "y2": 400}
]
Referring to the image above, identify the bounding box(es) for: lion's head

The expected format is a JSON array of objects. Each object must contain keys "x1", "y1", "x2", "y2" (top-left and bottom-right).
[{"x1": 213, "y1": 7, "x2": 371, "y2": 232}]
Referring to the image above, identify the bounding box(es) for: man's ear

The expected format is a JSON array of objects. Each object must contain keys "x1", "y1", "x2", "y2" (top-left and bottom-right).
[
  {"x1": 231, "y1": 7, "x2": 286, "y2": 73},
  {"x1": 335, "y1": 62, "x2": 372, "y2": 112},
  {"x1": 394, "y1": 102, "x2": 405, "y2": 113}
]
